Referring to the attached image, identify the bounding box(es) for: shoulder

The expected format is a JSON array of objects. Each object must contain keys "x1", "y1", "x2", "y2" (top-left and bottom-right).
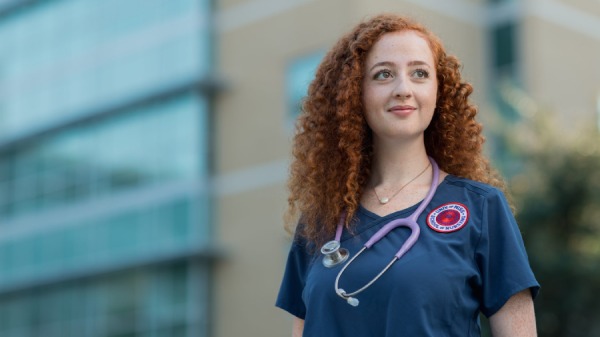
[
  {"x1": 439, "y1": 175, "x2": 512, "y2": 217},
  {"x1": 289, "y1": 223, "x2": 320, "y2": 257},
  {"x1": 443, "y1": 175, "x2": 506, "y2": 200}
]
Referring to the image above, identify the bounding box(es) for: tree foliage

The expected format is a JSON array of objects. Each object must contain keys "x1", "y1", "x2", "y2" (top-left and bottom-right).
[{"x1": 499, "y1": 95, "x2": 600, "y2": 336}]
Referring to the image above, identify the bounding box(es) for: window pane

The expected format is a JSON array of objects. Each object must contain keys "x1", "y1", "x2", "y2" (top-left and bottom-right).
[
  {"x1": 0, "y1": 93, "x2": 208, "y2": 221},
  {"x1": 286, "y1": 51, "x2": 324, "y2": 120},
  {"x1": 0, "y1": 0, "x2": 211, "y2": 137},
  {"x1": 492, "y1": 22, "x2": 517, "y2": 72},
  {"x1": 0, "y1": 263, "x2": 208, "y2": 337}
]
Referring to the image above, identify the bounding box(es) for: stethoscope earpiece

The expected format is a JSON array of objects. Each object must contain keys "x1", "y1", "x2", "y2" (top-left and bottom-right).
[
  {"x1": 321, "y1": 240, "x2": 349, "y2": 268},
  {"x1": 336, "y1": 288, "x2": 360, "y2": 306}
]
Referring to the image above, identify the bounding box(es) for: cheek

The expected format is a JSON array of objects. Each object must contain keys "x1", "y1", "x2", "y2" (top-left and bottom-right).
[
  {"x1": 362, "y1": 85, "x2": 387, "y2": 112},
  {"x1": 361, "y1": 86, "x2": 375, "y2": 109},
  {"x1": 422, "y1": 84, "x2": 438, "y2": 109},
  {"x1": 361, "y1": 97, "x2": 380, "y2": 132}
]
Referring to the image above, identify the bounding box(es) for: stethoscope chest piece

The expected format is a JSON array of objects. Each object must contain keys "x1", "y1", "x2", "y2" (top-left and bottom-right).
[{"x1": 321, "y1": 240, "x2": 349, "y2": 268}]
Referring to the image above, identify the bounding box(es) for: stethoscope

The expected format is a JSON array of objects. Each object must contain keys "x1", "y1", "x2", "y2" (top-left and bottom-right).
[{"x1": 320, "y1": 157, "x2": 440, "y2": 307}]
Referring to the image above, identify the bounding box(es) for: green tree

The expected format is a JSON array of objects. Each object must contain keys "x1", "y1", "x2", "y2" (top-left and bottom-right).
[{"x1": 495, "y1": 83, "x2": 600, "y2": 336}]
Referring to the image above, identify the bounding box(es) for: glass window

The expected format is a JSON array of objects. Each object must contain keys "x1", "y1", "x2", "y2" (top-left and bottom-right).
[
  {"x1": 0, "y1": 241, "x2": 15, "y2": 275},
  {"x1": 285, "y1": 51, "x2": 325, "y2": 122},
  {"x1": 0, "y1": 196, "x2": 205, "y2": 290},
  {"x1": 0, "y1": 0, "x2": 26, "y2": 12},
  {"x1": 489, "y1": 21, "x2": 521, "y2": 130},
  {"x1": 491, "y1": 21, "x2": 517, "y2": 75},
  {"x1": 0, "y1": 0, "x2": 211, "y2": 138},
  {"x1": 0, "y1": 263, "x2": 208, "y2": 337},
  {"x1": 0, "y1": 92, "x2": 208, "y2": 221},
  {"x1": 0, "y1": 1, "x2": 214, "y2": 336}
]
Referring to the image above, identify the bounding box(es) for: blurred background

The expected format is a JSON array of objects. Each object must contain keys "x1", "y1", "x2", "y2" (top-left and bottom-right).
[{"x1": 0, "y1": 0, "x2": 598, "y2": 336}]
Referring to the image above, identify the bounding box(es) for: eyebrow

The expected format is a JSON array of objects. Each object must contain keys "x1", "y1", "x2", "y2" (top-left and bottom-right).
[{"x1": 368, "y1": 60, "x2": 432, "y2": 72}]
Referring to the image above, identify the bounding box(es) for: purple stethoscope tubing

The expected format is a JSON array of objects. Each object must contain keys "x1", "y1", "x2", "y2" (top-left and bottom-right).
[
  {"x1": 328, "y1": 157, "x2": 440, "y2": 306},
  {"x1": 333, "y1": 156, "x2": 439, "y2": 256}
]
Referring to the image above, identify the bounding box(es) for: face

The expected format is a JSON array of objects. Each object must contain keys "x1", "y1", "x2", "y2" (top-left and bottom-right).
[{"x1": 362, "y1": 30, "x2": 438, "y2": 144}]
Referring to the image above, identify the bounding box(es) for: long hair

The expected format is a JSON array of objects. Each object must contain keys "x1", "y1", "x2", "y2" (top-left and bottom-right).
[{"x1": 286, "y1": 14, "x2": 506, "y2": 246}]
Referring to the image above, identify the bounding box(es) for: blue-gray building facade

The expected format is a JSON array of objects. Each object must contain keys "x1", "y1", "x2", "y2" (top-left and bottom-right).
[{"x1": 0, "y1": 1, "x2": 216, "y2": 336}]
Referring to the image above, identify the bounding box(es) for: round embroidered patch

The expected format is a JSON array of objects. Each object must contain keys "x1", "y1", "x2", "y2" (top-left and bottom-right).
[{"x1": 427, "y1": 203, "x2": 469, "y2": 233}]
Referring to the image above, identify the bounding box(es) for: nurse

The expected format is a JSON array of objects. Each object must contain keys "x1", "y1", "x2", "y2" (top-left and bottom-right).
[{"x1": 277, "y1": 14, "x2": 539, "y2": 337}]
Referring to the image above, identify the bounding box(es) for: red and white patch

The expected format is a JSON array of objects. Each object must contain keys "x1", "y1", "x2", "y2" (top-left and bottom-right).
[{"x1": 427, "y1": 203, "x2": 469, "y2": 233}]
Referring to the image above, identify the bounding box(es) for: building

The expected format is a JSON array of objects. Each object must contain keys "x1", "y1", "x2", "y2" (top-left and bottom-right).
[
  {"x1": 0, "y1": 0, "x2": 599, "y2": 337},
  {"x1": 215, "y1": 1, "x2": 600, "y2": 336},
  {"x1": 0, "y1": 0, "x2": 217, "y2": 336}
]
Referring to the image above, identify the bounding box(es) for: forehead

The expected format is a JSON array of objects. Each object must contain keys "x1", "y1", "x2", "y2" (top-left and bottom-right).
[{"x1": 365, "y1": 30, "x2": 435, "y2": 66}]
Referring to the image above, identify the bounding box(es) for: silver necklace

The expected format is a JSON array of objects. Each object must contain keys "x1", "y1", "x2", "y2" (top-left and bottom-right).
[{"x1": 372, "y1": 162, "x2": 431, "y2": 204}]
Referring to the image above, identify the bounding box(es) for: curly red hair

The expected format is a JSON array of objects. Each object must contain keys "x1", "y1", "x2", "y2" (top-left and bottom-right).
[{"x1": 286, "y1": 14, "x2": 506, "y2": 246}]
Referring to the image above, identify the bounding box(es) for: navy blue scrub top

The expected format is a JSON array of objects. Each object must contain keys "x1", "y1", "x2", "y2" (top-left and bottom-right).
[{"x1": 276, "y1": 175, "x2": 539, "y2": 337}]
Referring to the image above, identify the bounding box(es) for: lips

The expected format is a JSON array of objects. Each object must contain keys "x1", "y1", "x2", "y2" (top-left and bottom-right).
[{"x1": 388, "y1": 105, "x2": 416, "y2": 115}]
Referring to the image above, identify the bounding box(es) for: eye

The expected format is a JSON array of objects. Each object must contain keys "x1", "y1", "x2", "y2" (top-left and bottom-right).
[
  {"x1": 412, "y1": 69, "x2": 430, "y2": 79},
  {"x1": 373, "y1": 69, "x2": 393, "y2": 80}
]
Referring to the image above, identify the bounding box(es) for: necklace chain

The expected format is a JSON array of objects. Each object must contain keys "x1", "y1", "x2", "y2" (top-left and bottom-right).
[{"x1": 372, "y1": 162, "x2": 431, "y2": 204}]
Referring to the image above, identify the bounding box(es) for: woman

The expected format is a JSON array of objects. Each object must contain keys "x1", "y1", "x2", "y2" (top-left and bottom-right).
[{"x1": 276, "y1": 14, "x2": 539, "y2": 337}]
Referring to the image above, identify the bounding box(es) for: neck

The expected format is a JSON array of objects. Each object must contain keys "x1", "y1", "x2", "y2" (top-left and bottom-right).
[{"x1": 369, "y1": 137, "x2": 430, "y2": 188}]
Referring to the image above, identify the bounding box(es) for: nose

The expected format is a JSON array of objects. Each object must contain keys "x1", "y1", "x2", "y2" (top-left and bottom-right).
[{"x1": 393, "y1": 76, "x2": 412, "y2": 99}]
